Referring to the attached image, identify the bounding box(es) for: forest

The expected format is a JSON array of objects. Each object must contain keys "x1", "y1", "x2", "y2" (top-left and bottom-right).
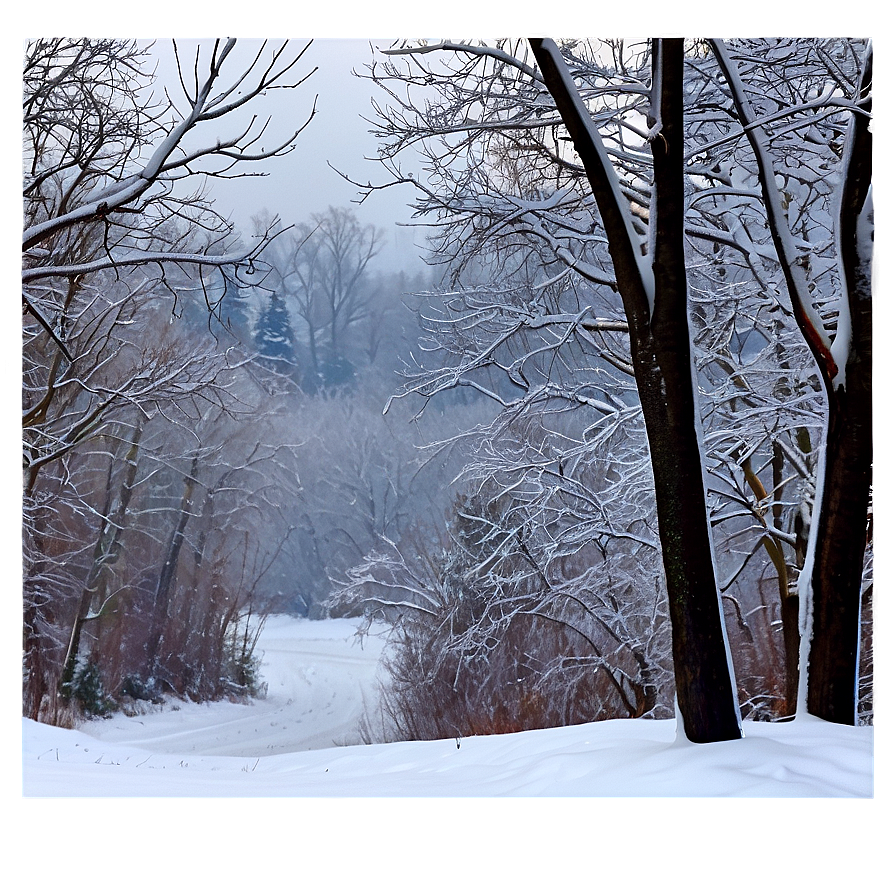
[{"x1": 22, "y1": 37, "x2": 872, "y2": 747}]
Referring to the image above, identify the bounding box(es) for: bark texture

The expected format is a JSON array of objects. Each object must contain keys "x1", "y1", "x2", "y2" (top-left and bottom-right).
[
  {"x1": 807, "y1": 48, "x2": 873, "y2": 723},
  {"x1": 530, "y1": 38, "x2": 742, "y2": 742}
]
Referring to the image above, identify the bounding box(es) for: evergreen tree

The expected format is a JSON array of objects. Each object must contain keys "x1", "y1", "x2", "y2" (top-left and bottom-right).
[{"x1": 254, "y1": 291, "x2": 297, "y2": 375}]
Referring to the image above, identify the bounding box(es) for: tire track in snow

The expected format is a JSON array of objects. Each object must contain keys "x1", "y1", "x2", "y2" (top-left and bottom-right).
[{"x1": 79, "y1": 617, "x2": 387, "y2": 757}]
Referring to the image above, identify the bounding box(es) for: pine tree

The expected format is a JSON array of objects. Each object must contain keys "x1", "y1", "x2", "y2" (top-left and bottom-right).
[{"x1": 254, "y1": 291, "x2": 297, "y2": 375}]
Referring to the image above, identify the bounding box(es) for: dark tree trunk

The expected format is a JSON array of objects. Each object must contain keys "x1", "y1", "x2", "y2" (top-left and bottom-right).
[
  {"x1": 60, "y1": 423, "x2": 142, "y2": 698},
  {"x1": 147, "y1": 454, "x2": 199, "y2": 676},
  {"x1": 530, "y1": 38, "x2": 742, "y2": 742},
  {"x1": 642, "y1": 40, "x2": 741, "y2": 742},
  {"x1": 807, "y1": 385, "x2": 872, "y2": 724},
  {"x1": 807, "y1": 49, "x2": 873, "y2": 723},
  {"x1": 711, "y1": 40, "x2": 873, "y2": 725},
  {"x1": 780, "y1": 588, "x2": 801, "y2": 718},
  {"x1": 808, "y1": 380, "x2": 872, "y2": 723}
]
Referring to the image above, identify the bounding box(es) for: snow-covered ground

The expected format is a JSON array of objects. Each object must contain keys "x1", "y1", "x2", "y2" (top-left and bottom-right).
[
  {"x1": 75, "y1": 615, "x2": 386, "y2": 757},
  {"x1": 23, "y1": 615, "x2": 873, "y2": 798},
  {"x1": 15, "y1": 614, "x2": 887, "y2": 893},
  {"x1": 24, "y1": 708, "x2": 873, "y2": 798}
]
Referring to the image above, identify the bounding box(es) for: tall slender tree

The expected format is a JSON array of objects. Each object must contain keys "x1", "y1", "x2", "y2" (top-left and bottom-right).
[
  {"x1": 529, "y1": 38, "x2": 742, "y2": 743},
  {"x1": 709, "y1": 40, "x2": 873, "y2": 723}
]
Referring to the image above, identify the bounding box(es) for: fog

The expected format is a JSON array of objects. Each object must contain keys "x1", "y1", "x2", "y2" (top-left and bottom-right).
[{"x1": 148, "y1": 38, "x2": 426, "y2": 272}]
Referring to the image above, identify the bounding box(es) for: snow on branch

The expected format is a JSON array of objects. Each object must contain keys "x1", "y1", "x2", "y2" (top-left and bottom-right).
[
  {"x1": 22, "y1": 39, "x2": 315, "y2": 256},
  {"x1": 381, "y1": 40, "x2": 543, "y2": 84},
  {"x1": 708, "y1": 39, "x2": 837, "y2": 385},
  {"x1": 528, "y1": 39, "x2": 655, "y2": 319}
]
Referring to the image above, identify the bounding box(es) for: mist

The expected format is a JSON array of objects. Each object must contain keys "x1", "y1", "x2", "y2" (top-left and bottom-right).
[{"x1": 148, "y1": 38, "x2": 426, "y2": 272}]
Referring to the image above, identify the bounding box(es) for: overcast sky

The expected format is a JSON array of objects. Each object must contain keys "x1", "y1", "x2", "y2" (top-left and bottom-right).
[{"x1": 149, "y1": 38, "x2": 426, "y2": 272}]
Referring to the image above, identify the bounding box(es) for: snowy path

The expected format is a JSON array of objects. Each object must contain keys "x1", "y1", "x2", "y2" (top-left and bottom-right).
[{"x1": 78, "y1": 616, "x2": 386, "y2": 757}]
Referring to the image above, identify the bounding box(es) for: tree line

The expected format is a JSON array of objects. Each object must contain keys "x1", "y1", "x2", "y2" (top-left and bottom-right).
[{"x1": 21, "y1": 38, "x2": 471, "y2": 723}]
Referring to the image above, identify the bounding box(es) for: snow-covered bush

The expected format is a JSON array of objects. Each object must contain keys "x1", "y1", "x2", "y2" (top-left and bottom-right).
[
  {"x1": 61, "y1": 659, "x2": 116, "y2": 719},
  {"x1": 221, "y1": 650, "x2": 268, "y2": 701},
  {"x1": 338, "y1": 475, "x2": 675, "y2": 742}
]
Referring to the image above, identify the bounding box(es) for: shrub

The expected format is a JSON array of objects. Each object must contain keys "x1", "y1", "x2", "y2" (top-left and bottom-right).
[
  {"x1": 220, "y1": 619, "x2": 268, "y2": 700},
  {"x1": 341, "y1": 484, "x2": 675, "y2": 743},
  {"x1": 118, "y1": 672, "x2": 162, "y2": 703},
  {"x1": 62, "y1": 659, "x2": 116, "y2": 718}
]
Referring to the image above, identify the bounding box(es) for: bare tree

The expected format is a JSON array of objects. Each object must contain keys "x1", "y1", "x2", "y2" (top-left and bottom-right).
[
  {"x1": 355, "y1": 37, "x2": 871, "y2": 740},
  {"x1": 23, "y1": 39, "x2": 315, "y2": 302},
  {"x1": 58, "y1": 420, "x2": 143, "y2": 701},
  {"x1": 22, "y1": 38, "x2": 316, "y2": 721},
  {"x1": 691, "y1": 272, "x2": 822, "y2": 719},
  {"x1": 22, "y1": 286, "x2": 249, "y2": 720},
  {"x1": 258, "y1": 207, "x2": 383, "y2": 388},
  {"x1": 23, "y1": 37, "x2": 316, "y2": 484},
  {"x1": 137, "y1": 387, "x2": 305, "y2": 700},
  {"x1": 708, "y1": 39, "x2": 873, "y2": 724},
  {"x1": 364, "y1": 38, "x2": 741, "y2": 741}
]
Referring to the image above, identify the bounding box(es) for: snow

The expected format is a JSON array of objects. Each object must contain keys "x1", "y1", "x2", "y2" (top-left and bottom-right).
[
  {"x1": 75, "y1": 615, "x2": 385, "y2": 757},
  {"x1": 22, "y1": 616, "x2": 872, "y2": 798},
  {"x1": 23, "y1": 710, "x2": 872, "y2": 799},
  {"x1": 15, "y1": 616, "x2": 884, "y2": 891}
]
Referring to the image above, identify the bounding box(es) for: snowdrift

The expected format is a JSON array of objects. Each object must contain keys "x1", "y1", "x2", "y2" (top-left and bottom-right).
[{"x1": 23, "y1": 713, "x2": 871, "y2": 798}]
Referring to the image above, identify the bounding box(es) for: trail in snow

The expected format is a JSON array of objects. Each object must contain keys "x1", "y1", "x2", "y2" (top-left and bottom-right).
[
  {"x1": 12, "y1": 620, "x2": 880, "y2": 893},
  {"x1": 77, "y1": 616, "x2": 386, "y2": 757}
]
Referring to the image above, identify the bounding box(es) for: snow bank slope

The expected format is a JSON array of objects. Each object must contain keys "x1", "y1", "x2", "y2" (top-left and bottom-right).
[{"x1": 23, "y1": 714, "x2": 871, "y2": 798}]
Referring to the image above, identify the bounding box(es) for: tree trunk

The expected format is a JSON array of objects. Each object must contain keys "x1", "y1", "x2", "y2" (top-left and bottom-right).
[
  {"x1": 147, "y1": 453, "x2": 199, "y2": 677},
  {"x1": 22, "y1": 494, "x2": 57, "y2": 720},
  {"x1": 770, "y1": 439, "x2": 799, "y2": 717},
  {"x1": 807, "y1": 383, "x2": 872, "y2": 723},
  {"x1": 60, "y1": 423, "x2": 142, "y2": 699},
  {"x1": 530, "y1": 38, "x2": 742, "y2": 742},
  {"x1": 710, "y1": 40, "x2": 873, "y2": 725},
  {"x1": 807, "y1": 49, "x2": 873, "y2": 722}
]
